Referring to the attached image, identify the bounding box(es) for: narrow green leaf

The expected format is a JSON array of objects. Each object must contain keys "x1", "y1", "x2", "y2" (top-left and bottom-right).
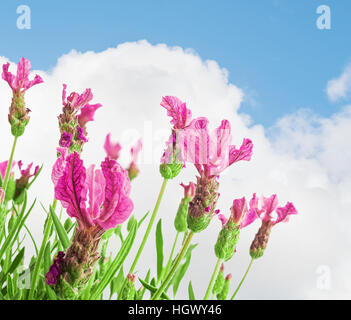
[
  {"x1": 138, "y1": 211, "x2": 150, "y2": 228},
  {"x1": 188, "y1": 281, "x2": 195, "y2": 300},
  {"x1": 43, "y1": 242, "x2": 51, "y2": 274},
  {"x1": 50, "y1": 205, "x2": 70, "y2": 249},
  {"x1": 7, "y1": 247, "x2": 24, "y2": 275},
  {"x1": 172, "y1": 244, "x2": 197, "y2": 296},
  {"x1": 46, "y1": 285, "x2": 57, "y2": 300},
  {"x1": 90, "y1": 219, "x2": 137, "y2": 300},
  {"x1": 155, "y1": 219, "x2": 164, "y2": 282},
  {"x1": 109, "y1": 266, "x2": 124, "y2": 299},
  {"x1": 138, "y1": 278, "x2": 170, "y2": 300}
]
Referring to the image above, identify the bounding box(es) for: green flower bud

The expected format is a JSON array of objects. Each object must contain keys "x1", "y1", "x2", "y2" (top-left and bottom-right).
[
  {"x1": 214, "y1": 220, "x2": 240, "y2": 261},
  {"x1": 121, "y1": 274, "x2": 136, "y2": 300},
  {"x1": 217, "y1": 274, "x2": 232, "y2": 300},
  {"x1": 212, "y1": 263, "x2": 225, "y2": 295},
  {"x1": 174, "y1": 197, "x2": 190, "y2": 232},
  {"x1": 4, "y1": 177, "x2": 16, "y2": 202},
  {"x1": 159, "y1": 162, "x2": 183, "y2": 179}
]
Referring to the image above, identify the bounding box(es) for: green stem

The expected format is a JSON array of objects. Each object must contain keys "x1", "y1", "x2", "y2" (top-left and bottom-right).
[
  {"x1": 160, "y1": 231, "x2": 180, "y2": 284},
  {"x1": 118, "y1": 178, "x2": 168, "y2": 298},
  {"x1": 151, "y1": 231, "x2": 194, "y2": 300},
  {"x1": 203, "y1": 258, "x2": 223, "y2": 300},
  {"x1": 2, "y1": 136, "x2": 18, "y2": 198},
  {"x1": 28, "y1": 198, "x2": 57, "y2": 300},
  {"x1": 230, "y1": 258, "x2": 254, "y2": 300}
]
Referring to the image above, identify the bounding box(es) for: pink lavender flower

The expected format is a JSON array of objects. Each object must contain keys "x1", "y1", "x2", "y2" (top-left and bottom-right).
[
  {"x1": 48, "y1": 151, "x2": 133, "y2": 294},
  {"x1": 178, "y1": 118, "x2": 253, "y2": 178},
  {"x1": 53, "y1": 150, "x2": 133, "y2": 231},
  {"x1": 246, "y1": 193, "x2": 298, "y2": 259},
  {"x1": 128, "y1": 139, "x2": 142, "y2": 181},
  {"x1": 2, "y1": 57, "x2": 43, "y2": 93},
  {"x1": 104, "y1": 133, "x2": 122, "y2": 160},
  {"x1": 2, "y1": 57, "x2": 44, "y2": 137},
  {"x1": 214, "y1": 197, "x2": 255, "y2": 261},
  {"x1": 159, "y1": 96, "x2": 195, "y2": 179},
  {"x1": 58, "y1": 84, "x2": 102, "y2": 153},
  {"x1": 45, "y1": 251, "x2": 65, "y2": 285}
]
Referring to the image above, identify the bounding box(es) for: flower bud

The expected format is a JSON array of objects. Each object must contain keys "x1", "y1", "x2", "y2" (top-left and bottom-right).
[
  {"x1": 187, "y1": 175, "x2": 219, "y2": 233},
  {"x1": 128, "y1": 162, "x2": 139, "y2": 181},
  {"x1": 217, "y1": 274, "x2": 232, "y2": 300},
  {"x1": 174, "y1": 197, "x2": 190, "y2": 232},
  {"x1": 249, "y1": 220, "x2": 273, "y2": 259},
  {"x1": 214, "y1": 220, "x2": 240, "y2": 261},
  {"x1": 159, "y1": 162, "x2": 183, "y2": 179},
  {"x1": 212, "y1": 263, "x2": 225, "y2": 295},
  {"x1": 4, "y1": 175, "x2": 16, "y2": 202},
  {"x1": 121, "y1": 273, "x2": 136, "y2": 300}
]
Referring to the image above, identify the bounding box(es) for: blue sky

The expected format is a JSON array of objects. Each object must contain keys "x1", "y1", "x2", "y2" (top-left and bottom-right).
[{"x1": 0, "y1": 0, "x2": 350, "y2": 126}]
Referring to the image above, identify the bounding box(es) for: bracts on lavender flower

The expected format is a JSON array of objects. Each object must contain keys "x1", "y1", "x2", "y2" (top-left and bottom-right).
[
  {"x1": 178, "y1": 117, "x2": 253, "y2": 233},
  {"x1": 46, "y1": 151, "x2": 133, "y2": 299},
  {"x1": 174, "y1": 182, "x2": 195, "y2": 232},
  {"x1": 247, "y1": 193, "x2": 298, "y2": 259},
  {"x1": 58, "y1": 84, "x2": 102, "y2": 154},
  {"x1": 2, "y1": 57, "x2": 43, "y2": 137},
  {"x1": 214, "y1": 197, "x2": 256, "y2": 261}
]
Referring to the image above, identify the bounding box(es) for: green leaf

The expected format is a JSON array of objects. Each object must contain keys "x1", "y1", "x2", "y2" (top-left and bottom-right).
[
  {"x1": 188, "y1": 281, "x2": 195, "y2": 300},
  {"x1": 43, "y1": 242, "x2": 51, "y2": 274},
  {"x1": 136, "y1": 269, "x2": 151, "y2": 300},
  {"x1": 138, "y1": 211, "x2": 149, "y2": 228},
  {"x1": 6, "y1": 274, "x2": 14, "y2": 298},
  {"x1": 7, "y1": 247, "x2": 24, "y2": 275},
  {"x1": 46, "y1": 285, "x2": 57, "y2": 300},
  {"x1": 90, "y1": 219, "x2": 137, "y2": 300},
  {"x1": 50, "y1": 205, "x2": 70, "y2": 250},
  {"x1": 155, "y1": 219, "x2": 164, "y2": 282},
  {"x1": 109, "y1": 267, "x2": 124, "y2": 299},
  {"x1": 127, "y1": 215, "x2": 137, "y2": 232},
  {"x1": 172, "y1": 244, "x2": 197, "y2": 296},
  {"x1": 138, "y1": 278, "x2": 170, "y2": 300},
  {"x1": 0, "y1": 193, "x2": 35, "y2": 261}
]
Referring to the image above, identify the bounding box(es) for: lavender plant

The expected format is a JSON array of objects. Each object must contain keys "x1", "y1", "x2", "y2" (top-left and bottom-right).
[{"x1": 0, "y1": 58, "x2": 298, "y2": 300}]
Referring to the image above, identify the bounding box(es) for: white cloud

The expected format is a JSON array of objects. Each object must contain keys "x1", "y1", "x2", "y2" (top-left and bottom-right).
[
  {"x1": 327, "y1": 64, "x2": 351, "y2": 102},
  {"x1": 0, "y1": 40, "x2": 350, "y2": 299}
]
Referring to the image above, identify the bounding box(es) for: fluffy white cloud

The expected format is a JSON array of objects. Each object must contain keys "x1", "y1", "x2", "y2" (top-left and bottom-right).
[
  {"x1": 327, "y1": 63, "x2": 351, "y2": 102},
  {"x1": 0, "y1": 40, "x2": 350, "y2": 299}
]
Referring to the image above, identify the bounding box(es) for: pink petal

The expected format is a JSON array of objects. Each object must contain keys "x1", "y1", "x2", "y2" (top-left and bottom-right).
[
  {"x1": 104, "y1": 133, "x2": 122, "y2": 160},
  {"x1": 2, "y1": 63, "x2": 15, "y2": 90},
  {"x1": 54, "y1": 152, "x2": 88, "y2": 226},
  {"x1": 261, "y1": 194, "x2": 279, "y2": 222},
  {"x1": 218, "y1": 214, "x2": 228, "y2": 226},
  {"x1": 131, "y1": 139, "x2": 142, "y2": 164},
  {"x1": 180, "y1": 181, "x2": 195, "y2": 199},
  {"x1": 161, "y1": 96, "x2": 192, "y2": 129},
  {"x1": 98, "y1": 157, "x2": 132, "y2": 229},
  {"x1": 78, "y1": 103, "x2": 102, "y2": 128},
  {"x1": 51, "y1": 148, "x2": 68, "y2": 187},
  {"x1": 229, "y1": 138, "x2": 253, "y2": 166},
  {"x1": 230, "y1": 197, "x2": 248, "y2": 224},
  {"x1": 275, "y1": 202, "x2": 298, "y2": 224},
  {"x1": 62, "y1": 84, "x2": 67, "y2": 106},
  {"x1": 0, "y1": 160, "x2": 15, "y2": 181},
  {"x1": 86, "y1": 165, "x2": 106, "y2": 224}
]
